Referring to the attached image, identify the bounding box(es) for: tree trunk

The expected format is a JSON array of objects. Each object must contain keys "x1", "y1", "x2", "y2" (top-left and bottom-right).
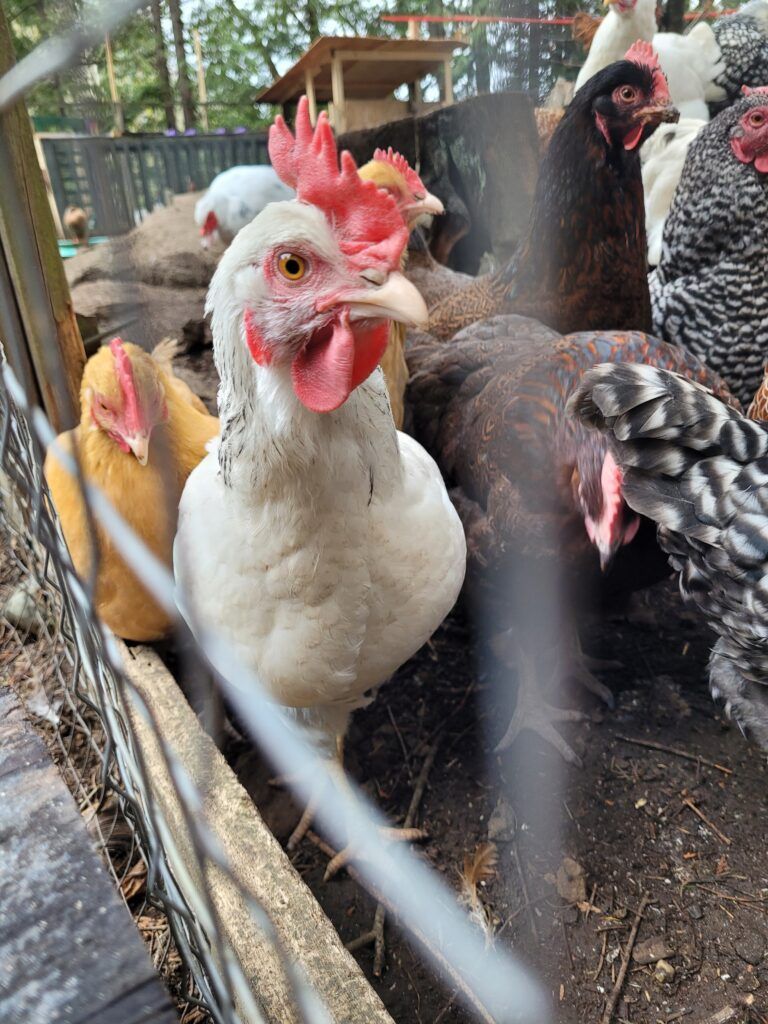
[
  {"x1": 167, "y1": 0, "x2": 196, "y2": 129},
  {"x1": 662, "y1": 0, "x2": 686, "y2": 33},
  {"x1": 150, "y1": 0, "x2": 176, "y2": 130},
  {"x1": 305, "y1": 0, "x2": 320, "y2": 42},
  {"x1": 472, "y1": 24, "x2": 491, "y2": 95}
]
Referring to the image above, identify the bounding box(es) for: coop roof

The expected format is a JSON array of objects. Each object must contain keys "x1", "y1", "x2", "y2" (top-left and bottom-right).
[{"x1": 256, "y1": 35, "x2": 466, "y2": 104}]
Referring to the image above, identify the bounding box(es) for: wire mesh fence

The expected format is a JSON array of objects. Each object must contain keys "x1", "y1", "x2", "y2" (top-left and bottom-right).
[{"x1": 0, "y1": 5, "x2": 552, "y2": 1022}]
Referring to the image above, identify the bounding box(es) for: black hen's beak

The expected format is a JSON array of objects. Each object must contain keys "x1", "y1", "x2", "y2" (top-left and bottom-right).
[{"x1": 636, "y1": 98, "x2": 679, "y2": 129}]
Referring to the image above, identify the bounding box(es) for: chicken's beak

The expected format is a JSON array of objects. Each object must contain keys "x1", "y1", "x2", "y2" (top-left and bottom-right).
[
  {"x1": 635, "y1": 99, "x2": 679, "y2": 129},
  {"x1": 406, "y1": 191, "x2": 445, "y2": 227},
  {"x1": 126, "y1": 432, "x2": 150, "y2": 466},
  {"x1": 343, "y1": 272, "x2": 429, "y2": 329}
]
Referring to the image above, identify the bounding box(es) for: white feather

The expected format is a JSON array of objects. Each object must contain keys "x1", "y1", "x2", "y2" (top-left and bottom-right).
[
  {"x1": 640, "y1": 117, "x2": 705, "y2": 265},
  {"x1": 194, "y1": 165, "x2": 295, "y2": 245}
]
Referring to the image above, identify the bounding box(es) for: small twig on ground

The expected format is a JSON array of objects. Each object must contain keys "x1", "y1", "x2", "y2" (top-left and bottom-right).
[
  {"x1": 512, "y1": 840, "x2": 539, "y2": 943},
  {"x1": 682, "y1": 797, "x2": 732, "y2": 846},
  {"x1": 664, "y1": 1010, "x2": 691, "y2": 1023},
  {"x1": 600, "y1": 893, "x2": 650, "y2": 1024},
  {"x1": 615, "y1": 735, "x2": 732, "y2": 775},
  {"x1": 387, "y1": 705, "x2": 413, "y2": 784},
  {"x1": 592, "y1": 930, "x2": 608, "y2": 982}
]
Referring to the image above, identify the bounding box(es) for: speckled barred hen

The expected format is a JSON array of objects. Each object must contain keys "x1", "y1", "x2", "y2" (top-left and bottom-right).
[
  {"x1": 408, "y1": 322, "x2": 734, "y2": 763},
  {"x1": 712, "y1": 0, "x2": 768, "y2": 100},
  {"x1": 571, "y1": 363, "x2": 768, "y2": 748},
  {"x1": 650, "y1": 88, "x2": 768, "y2": 407},
  {"x1": 426, "y1": 44, "x2": 678, "y2": 342}
]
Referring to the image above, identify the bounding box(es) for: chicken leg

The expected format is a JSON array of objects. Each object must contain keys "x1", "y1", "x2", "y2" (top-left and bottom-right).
[{"x1": 287, "y1": 736, "x2": 426, "y2": 879}]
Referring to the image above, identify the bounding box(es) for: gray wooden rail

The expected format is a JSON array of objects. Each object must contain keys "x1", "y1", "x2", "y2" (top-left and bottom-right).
[{"x1": 0, "y1": 685, "x2": 177, "y2": 1024}]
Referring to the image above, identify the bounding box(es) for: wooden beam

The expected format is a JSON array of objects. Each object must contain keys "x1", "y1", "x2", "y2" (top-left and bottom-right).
[
  {"x1": 331, "y1": 48, "x2": 456, "y2": 63},
  {"x1": 304, "y1": 69, "x2": 317, "y2": 125},
  {"x1": 0, "y1": 5, "x2": 85, "y2": 432},
  {"x1": 104, "y1": 34, "x2": 125, "y2": 134},
  {"x1": 443, "y1": 58, "x2": 454, "y2": 105},
  {"x1": 192, "y1": 29, "x2": 209, "y2": 132},
  {"x1": 330, "y1": 52, "x2": 346, "y2": 134}
]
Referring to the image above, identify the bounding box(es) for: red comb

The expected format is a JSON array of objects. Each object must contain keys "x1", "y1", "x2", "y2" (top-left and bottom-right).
[
  {"x1": 742, "y1": 84, "x2": 768, "y2": 96},
  {"x1": 624, "y1": 39, "x2": 670, "y2": 101},
  {"x1": 268, "y1": 97, "x2": 408, "y2": 274},
  {"x1": 109, "y1": 337, "x2": 142, "y2": 435},
  {"x1": 372, "y1": 147, "x2": 427, "y2": 198}
]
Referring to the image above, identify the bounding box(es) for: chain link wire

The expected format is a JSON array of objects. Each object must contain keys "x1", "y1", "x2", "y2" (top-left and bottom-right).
[{"x1": 0, "y1": 4, "x2": 551, "y2": 1023}]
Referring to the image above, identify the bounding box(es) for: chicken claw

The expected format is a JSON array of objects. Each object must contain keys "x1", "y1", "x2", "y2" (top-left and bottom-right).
[
  {"x1": 495, "y1": 696, "x2": 586, "y2": 767},
  {"x1": 323, "y1": 826, "x2": 427, "y2": 882}
]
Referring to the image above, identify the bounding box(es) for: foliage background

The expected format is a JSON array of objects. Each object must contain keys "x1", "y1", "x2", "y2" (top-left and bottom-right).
[{"x1": 5, "y1": 0, "x2": 731, "y2": 133}]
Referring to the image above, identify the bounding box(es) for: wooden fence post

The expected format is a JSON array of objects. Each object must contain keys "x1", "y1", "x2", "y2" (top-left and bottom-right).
[{"x1": 0, "y1": 5, "x2": 85, "y2": 432}]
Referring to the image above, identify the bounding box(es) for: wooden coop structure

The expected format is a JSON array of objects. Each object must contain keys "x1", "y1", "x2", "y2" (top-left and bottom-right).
[{"x1": 256, "y1": 35, "x2": 467, "y2": 134}]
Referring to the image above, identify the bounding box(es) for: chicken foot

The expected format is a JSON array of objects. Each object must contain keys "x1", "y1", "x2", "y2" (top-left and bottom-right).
[
  {"x1": 286, "y1": 738, "x2": 427, "y2": 876},
  {"x1": 553, "y1": 628, "x2": 619, "y2": 709},
  {"x1": 492, "y1": 630, "x2": 587, "y2": 766}
]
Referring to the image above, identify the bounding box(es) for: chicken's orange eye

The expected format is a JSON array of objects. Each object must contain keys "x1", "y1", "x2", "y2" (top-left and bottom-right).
[
  {"x1": 619, "y1": 86, "x2": 637, "y2": 103},
  {"x1": 749, "y1": 111, "x2": 766, "y2": 128},
  {"x1": 277, "y1": 253, "x2": 306, "y2": 281}
]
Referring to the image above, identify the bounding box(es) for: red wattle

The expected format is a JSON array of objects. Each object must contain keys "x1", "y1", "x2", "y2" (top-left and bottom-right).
[
  {"x1": 623, "y1": 123, "x2": 644, "y2": 151},
  {"x1": 291, "y1": 313, "x2": 356, "y2": 412},
  {"x1": 755, "y1": 152, "x2": 768, "y2": 173},
  {"x1": 243, "y1": 309, "x2": 272, "y2": 365},
  {"x1": 350, "y1": 322, "x2": 389, "y2": 394}
]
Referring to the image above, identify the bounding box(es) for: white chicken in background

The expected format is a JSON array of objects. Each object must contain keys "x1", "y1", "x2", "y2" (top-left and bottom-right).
[
  {"x1": 574, "y1": 0, "x2": 726, "y2": 119},
  {"x1": 193, "y1": 164, "x2": 294, "y2": 248},
  {"x1": 640, "y1": 116, "x2": 705, "y2": 265},
  {"x1": 174, "y1": 99, "x2": 466, "y2": 856}
]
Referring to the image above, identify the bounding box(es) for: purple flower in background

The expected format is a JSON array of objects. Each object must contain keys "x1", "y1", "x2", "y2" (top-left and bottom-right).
[
  {"x1": 214, "y1": 127, "x2": 226, "y2": 135},
  {"x1": 184, "y1": 128, "x2": 197, "y2": 136},
  {"x1": 164, "y1": 129, "x2": 178, "y2": 136},
  {"x1": 233, "y1": 126, "x2": 246, "y2": 134}
]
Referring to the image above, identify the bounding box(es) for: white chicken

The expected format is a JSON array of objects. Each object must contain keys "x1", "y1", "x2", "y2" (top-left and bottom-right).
[
  {"x1": 174, "y1": 100, "x2": 466, "y2": 855},
  {"x1": 193, "y1": 164, "x2": 294, "y2": 248},
  {"x1": 640, "y1": 116, "x2": 705, "y2": 265},
  {"x1": 574, "y1": 0, "x2": 726, "y2": 119}
]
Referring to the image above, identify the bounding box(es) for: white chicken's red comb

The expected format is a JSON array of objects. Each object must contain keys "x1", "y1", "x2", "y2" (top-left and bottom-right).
[
  {"x1": 742, "y1": 84, "x2": 768, "y2": 96},
  {"x1": 372, "y1": 147, "x2": 427, "y2": 198},
  {"x1": 268, "y1": 97, "x2": 408, "y2": 274},
  {"x1": 624, "y1": 40, "x2": 670, "y2": 101}
]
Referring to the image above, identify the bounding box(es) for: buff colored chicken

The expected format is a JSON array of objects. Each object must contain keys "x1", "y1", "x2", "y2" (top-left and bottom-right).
[
  {"x1": 357, "y1": 149, "x2": 443, "y2": 428},
  {"x1": 45, "y1": 338, "x2": 218, "y2": 641}
]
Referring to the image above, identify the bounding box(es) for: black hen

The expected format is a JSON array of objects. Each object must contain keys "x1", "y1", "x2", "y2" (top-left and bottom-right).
[{"x1": 571, "y1": 362, "x2": 768, "y2": 749}]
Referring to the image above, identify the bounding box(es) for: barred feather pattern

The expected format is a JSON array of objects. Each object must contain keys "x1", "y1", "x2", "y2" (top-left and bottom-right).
[
  {"x1": 650, "y1": 94, "x2": 768, "y2": 407},
  {"x1": 571, "y1": 361, "x2": 768, "y2": 748},
  {"x1": 712, "y1": 0, "x2": 768, "y2": 100}
]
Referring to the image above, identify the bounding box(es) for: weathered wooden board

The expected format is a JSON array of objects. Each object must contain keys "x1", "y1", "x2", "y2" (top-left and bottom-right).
[{"x1": 0, "y1": 685, "x2": 177, "y2": 1024}]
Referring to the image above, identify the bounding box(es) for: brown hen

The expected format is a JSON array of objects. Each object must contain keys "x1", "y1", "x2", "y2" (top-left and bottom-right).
[{"x1": 409, "y1": 321, "x2": 735, "y2": 763}]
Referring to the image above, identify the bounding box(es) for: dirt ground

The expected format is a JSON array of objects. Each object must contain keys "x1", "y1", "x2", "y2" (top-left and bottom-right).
[{"x1": 227, "y1": 580, "x2": 768, "y2": 1024}]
